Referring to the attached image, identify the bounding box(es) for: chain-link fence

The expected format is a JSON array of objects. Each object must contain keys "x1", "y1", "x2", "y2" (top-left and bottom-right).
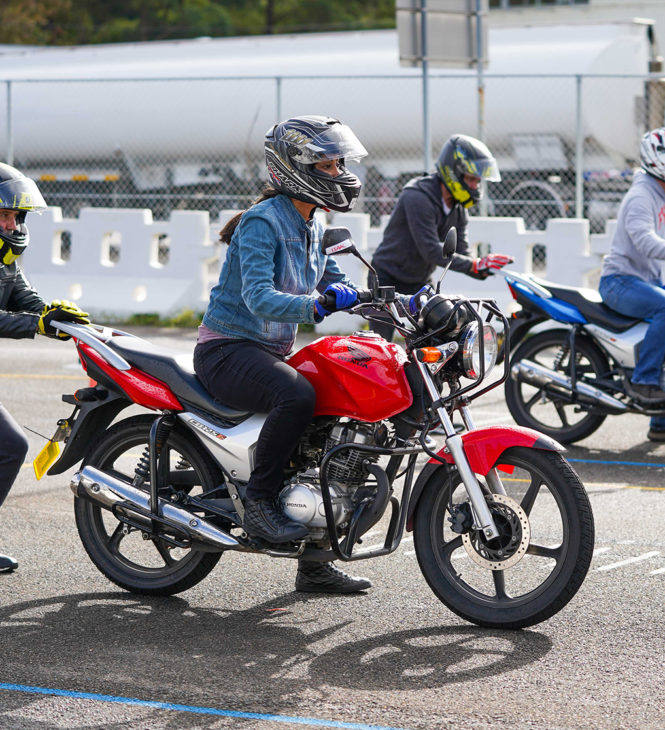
[{"x1": 3, "y1": 72, "x2": 664, "y2": 233}]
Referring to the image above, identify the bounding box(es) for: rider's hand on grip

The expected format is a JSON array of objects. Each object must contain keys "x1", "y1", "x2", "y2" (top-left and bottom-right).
[
  {"x1": 472, "y1": 253, "x2": 514, "y2": 276},
  {"x1": 37, "y1": 299, "x2": 90, "y2": 339},
  {"x1": 315, "y1": 283, "x2": 358, "y2": 318},
  {"x1": 409, "y1": 285, "x2": 434, "y2": 315}
]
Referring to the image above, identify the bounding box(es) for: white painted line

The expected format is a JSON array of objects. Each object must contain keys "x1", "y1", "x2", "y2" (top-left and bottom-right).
[
  {"x1": 592, "y1": 547, "x2": 611, "y2": 556},
  {"x1": 649, "y1": 566, "x2": 665, "y2": 575},
  {"x1": 596, "y1": 551, "x2": 660, "y2": 572}
]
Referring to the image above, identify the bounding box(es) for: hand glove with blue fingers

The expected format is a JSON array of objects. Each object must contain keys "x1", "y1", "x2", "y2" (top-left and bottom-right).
[
  {"x1": 315, "y1": 283, "x2": 358, "y2": 318},
  {"x1": 408, "y1": 285, "x2": 434, "y2": 315}
]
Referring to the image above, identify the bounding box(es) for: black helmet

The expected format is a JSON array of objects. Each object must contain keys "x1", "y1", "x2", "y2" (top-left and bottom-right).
[
  {"x1": 436, "y1": 134, "x2": 500, "y2": 208},
  {"x1": 0, "y1": 163, "x2": 47, "y2": 265},
  {"x1": 264, "y1": 115, "x2": 368, "y2": 212}
]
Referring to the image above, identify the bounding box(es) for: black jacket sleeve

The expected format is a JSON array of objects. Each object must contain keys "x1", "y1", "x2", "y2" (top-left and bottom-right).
[{"x1": 0, "y1": 264, "x2": 45, "y2": 339}]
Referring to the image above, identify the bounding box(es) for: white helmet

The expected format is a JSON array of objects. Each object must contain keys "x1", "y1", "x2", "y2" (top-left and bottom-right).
[{"x1": 640, "y1": 128, "x2": 665, "y2": 181}]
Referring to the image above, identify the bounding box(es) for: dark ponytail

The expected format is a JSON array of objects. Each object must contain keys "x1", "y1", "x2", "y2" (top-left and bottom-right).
[{"x1": 219, "y1": 186, "x2": 280, "y2": 244}]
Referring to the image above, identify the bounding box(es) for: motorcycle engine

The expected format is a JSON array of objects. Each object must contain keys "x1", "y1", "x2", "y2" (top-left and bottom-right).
[{"x1": 279, "y1": 420, "x2": 386, "y2": 531}]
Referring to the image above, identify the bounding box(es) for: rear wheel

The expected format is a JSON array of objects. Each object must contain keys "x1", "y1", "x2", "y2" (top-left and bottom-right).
[
  {"x1": 505, "y1": 329, "x2": 610, "y2": 443},
  {"x1": 75, "y1": 415, "x2": 224, "y2": 596},
  {"x1": 413, "y1": 447, "x2": 594, "y2": 629}
]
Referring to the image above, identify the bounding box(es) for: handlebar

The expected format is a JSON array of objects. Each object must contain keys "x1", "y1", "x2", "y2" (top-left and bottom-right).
[{"x1": 317, "y1": 287, "x2": 388, "y2": 311}]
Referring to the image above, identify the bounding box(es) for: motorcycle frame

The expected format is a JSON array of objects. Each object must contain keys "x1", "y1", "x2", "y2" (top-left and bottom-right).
[{"x1": 47, "y1": 312, "x2": 548, "y2": 558}]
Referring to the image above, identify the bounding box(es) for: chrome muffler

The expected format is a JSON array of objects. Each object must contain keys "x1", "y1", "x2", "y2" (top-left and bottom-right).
[
  {"x1": 71, "y1": 465, "x2": 240, "y2": 551},
  {"x1": 511, "y1": 359, "x2": 628, "y2": 412}
]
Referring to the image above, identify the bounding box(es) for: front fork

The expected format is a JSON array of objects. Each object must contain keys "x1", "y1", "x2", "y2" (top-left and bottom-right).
[{"x1": 415, "y1": 361, "x2": 502, "y2": 540}]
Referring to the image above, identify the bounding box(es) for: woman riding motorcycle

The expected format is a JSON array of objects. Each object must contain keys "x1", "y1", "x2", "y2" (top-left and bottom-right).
[{"x1": 193, "y1": 115, "x2": 373, "y2": 593}]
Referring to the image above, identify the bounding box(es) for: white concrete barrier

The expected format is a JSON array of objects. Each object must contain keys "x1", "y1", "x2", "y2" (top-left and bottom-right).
[{"x1": 20, "y1": 206, "x2": 614, "y2": 330}]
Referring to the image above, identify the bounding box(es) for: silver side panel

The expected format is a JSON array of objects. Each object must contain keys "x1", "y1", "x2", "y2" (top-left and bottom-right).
[
  {"x1": 583, "y1": 322, "x2": 645, "y2": 369},
  {"x1": 177, "y1": 411, "x2": 265, "y2": 481}
]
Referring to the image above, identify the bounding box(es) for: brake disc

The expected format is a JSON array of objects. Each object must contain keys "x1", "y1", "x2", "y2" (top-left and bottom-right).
[{"x1": 461, "y1": 493, "x2": 530, "y2": 571}]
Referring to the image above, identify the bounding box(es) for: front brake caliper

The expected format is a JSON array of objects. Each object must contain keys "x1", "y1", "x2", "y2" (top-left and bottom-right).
[{"x1": 448, "y1": 501, "x2": 474, "y2": 534}]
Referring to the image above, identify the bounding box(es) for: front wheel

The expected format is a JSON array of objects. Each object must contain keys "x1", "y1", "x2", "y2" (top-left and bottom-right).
[
  {"x1": 75, "y1": 415, "x2": 224, "y2": 596},
  {"x1": 413, "y1": 447, "x2": 594, "y2": 629}
]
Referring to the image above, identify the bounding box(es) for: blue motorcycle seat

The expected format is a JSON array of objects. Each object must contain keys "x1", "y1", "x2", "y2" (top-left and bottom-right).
[
  {"x1": 542, "y1": 282, "x2": 642, "y2": 333},
  {"x1": 104, "y1": 335, "x2": 252, "y2": 423}
]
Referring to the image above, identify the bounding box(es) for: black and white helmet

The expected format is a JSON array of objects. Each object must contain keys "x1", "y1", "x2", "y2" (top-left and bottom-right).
[
  {"x1": 0, "y1": 162, "x2": 47, "y2": 265},
  {"x1": 640, "y1": 128, "x2": 665, "y2": 182},
  {"x1": 264, "y1": 115, "x2": 367, "y2": 212}
]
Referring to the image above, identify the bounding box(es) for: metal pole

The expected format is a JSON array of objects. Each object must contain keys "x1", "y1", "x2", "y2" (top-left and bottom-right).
[
  {"x1": 575, "y1": 74, "x2": 583, "y2": 218},
  {"x1": 475, "y1": 0, "x2": 489, "y2": 216},
  {"x1": 6, "y1": 81, "x2": 13, "y2": 165},
  {"x1": 276, "y1": 76, "x2": 282, "y2": 122},
  {"x1": 421, "y1": 0, "x2": 431, "y2": 173},
  {"x1": 476, "y1": 0, "x2": 485, "y2": 146}
]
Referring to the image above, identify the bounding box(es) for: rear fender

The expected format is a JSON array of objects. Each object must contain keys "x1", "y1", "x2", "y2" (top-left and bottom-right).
[
  {"x1": 47, "y1": 390, "x2": 131, "y2": 475},
  {"x1": 406, "y1": 425, "x2": 564, "y2": 531}
]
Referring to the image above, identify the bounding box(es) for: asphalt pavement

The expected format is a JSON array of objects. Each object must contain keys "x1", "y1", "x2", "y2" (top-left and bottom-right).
[{"x1": 0, "y1": 327, "x2": 663, "y2": 730}]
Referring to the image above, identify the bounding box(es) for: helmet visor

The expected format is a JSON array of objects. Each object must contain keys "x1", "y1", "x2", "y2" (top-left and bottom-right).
[
  {"x1": 0, "y1": 176, "x2": 47, "y2": 212},
  {"x1": 457, "y1": 152, "x2": 501, "y2": 183},
  {"x1": 289, "y1": 123, "x2": 368, "y2": 165}
]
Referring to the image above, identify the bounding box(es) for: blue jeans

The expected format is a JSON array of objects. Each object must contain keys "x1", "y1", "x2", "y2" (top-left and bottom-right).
[{"x1": 599, "y1": 274, "x2": 665, "y2": 431}]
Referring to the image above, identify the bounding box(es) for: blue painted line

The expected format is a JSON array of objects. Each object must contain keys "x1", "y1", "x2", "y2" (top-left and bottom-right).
[
  {"x1": 0, "y1": 682, "x2": 410, "y2": 730},
  {"x1": 568, "y1": 458, "x2": 665, "y2": 469}
]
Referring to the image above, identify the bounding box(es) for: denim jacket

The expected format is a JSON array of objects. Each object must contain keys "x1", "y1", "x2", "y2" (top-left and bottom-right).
[{"x1": 202, "y1": 194, "x2": 352, "y2": 355}]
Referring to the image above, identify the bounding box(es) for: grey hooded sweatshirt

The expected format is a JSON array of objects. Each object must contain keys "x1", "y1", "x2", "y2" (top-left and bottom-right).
[{"x1": 601, "y1": 171, "x2": 665, "y2": 285}]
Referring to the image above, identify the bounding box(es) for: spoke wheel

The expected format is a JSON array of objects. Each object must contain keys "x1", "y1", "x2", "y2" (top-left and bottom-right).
[
  {"x1": 505, "y1": 329, "x2": 610, "y2": 443},
  {"x1": 413, "y1": 447, "x2": 594, "y2": 629},
  {"x1": 75, "y1": 415, "x2": 224, "y2": 596}
]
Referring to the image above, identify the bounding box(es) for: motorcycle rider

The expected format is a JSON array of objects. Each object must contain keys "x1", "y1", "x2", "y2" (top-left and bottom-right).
[
  {"x1": 193, "y1": 115, "x2": 374, "y2": 593},
  {"x1": 598, "y1": 128, "x2": 665, "y2": 439},
  {"x1": 369, "y1": 133, "x2": 513, "y2": 341},
  {"x1": 0, "y1": 163, "x2": 89, "y2": 572}
]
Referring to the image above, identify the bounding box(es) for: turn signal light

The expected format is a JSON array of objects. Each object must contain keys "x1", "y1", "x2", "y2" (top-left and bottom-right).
[{"x1": 415, "y1": 347, "x2": 443, "y2": 363}]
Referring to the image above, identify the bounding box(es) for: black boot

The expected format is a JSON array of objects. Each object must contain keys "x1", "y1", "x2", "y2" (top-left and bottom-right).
[
  {"x1": 295, "y1": 560, "x2": 371, "y2": 593},
  {"x1": 0, "y1": 553, "x2": 17, "y2": 573},
  {"x1": 243, "y1": 497, "x2": 308, "y2": 544}
]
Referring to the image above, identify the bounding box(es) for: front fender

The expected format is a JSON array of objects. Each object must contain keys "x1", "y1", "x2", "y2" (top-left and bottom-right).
[
  {"x1": 406, "y1": 425, "x2": 564, "y2": 531},
  {"x1": 429, "y1": 425, "x2": 564, "y2": 474}
]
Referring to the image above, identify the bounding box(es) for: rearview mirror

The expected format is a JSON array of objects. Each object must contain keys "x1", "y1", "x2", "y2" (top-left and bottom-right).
[
  {"x1": 436, "y1": 227, "x2": 458, "y2": 293},
  {"x1": 321, "y1": 227, "x2": 357, "y2": 256},
  {"x1": 443, "y1": 227, "x2": 457, "y2": 257}
]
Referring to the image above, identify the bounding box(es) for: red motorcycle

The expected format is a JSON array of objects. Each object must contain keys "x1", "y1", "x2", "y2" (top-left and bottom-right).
[{"x1": 35, "y1": 228, "x2": 594, "y2": 629}]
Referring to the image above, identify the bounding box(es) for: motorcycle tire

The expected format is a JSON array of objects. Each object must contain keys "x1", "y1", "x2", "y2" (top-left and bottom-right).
[
  {"x1": 75, "y1": 415, "x2": 224, "y2": 596},
  {"x1": 413, "y1": 447, "x2": 594, "y2": 629},
  {"x1": 505, "y1": 329, "x2": 609, "y2": 444}
]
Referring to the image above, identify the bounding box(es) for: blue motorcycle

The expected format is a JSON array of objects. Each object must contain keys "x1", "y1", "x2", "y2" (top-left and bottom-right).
[{"x1": 502, "y1": 270, "x2": 665, "y2": 443}]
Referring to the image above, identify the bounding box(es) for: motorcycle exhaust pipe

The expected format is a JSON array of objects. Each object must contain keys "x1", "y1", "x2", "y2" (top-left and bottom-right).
[
  {"x1": 511, "y1": 359, "x2": 628, "y2": 412},
  {"x1": 71, "y1": 465, "x2": 241, "y2": 551}
]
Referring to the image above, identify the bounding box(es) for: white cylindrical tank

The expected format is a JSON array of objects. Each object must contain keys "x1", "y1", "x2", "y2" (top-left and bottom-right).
[{"x1": 0, "y1": 23, "x2": 654, "y2": 166}]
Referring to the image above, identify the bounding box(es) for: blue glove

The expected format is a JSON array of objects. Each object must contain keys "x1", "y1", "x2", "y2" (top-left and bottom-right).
[
  {"x1": 315, "y1": 283, "x2": 358, "y2": 318},
  {"x1": 409, "y1": 285, "x2": 433, "y2": 315}
]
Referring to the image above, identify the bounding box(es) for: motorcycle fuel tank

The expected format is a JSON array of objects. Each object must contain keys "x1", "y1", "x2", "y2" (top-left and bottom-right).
[{"x1": 289, "y1": 332, "x2": 413, "y2": 422}]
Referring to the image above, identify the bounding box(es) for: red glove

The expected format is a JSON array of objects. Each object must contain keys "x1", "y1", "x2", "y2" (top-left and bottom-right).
[{"x1": 473, "y1": 253, "x2": 514, "y2": 274}]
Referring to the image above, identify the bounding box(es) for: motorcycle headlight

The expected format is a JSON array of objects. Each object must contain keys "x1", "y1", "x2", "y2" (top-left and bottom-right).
[{"x1": 460, "y1": 323, "x2": 498, "y2": 379}]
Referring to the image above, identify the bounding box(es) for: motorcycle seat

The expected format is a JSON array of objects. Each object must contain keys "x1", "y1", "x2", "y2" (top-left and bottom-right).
[
  {"x1": 104, "y1": 335, "x2": 252, "y2": 423},
  {"x1": 539, "y1": 281, "x2": 642, "y2": 333}
]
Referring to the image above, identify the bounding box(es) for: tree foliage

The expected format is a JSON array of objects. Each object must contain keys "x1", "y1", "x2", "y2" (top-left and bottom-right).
[{"x1": 0, "y1": 0, "x2": 396, "y2": 46}]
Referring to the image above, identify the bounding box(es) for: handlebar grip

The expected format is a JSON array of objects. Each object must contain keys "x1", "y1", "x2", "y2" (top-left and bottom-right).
[
  {"x1": 356, "y1": 288, "x2": 373, "y2": 304},
  {"x1": 317, "y1": 291, "x2": 337, "y2": 310}
]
